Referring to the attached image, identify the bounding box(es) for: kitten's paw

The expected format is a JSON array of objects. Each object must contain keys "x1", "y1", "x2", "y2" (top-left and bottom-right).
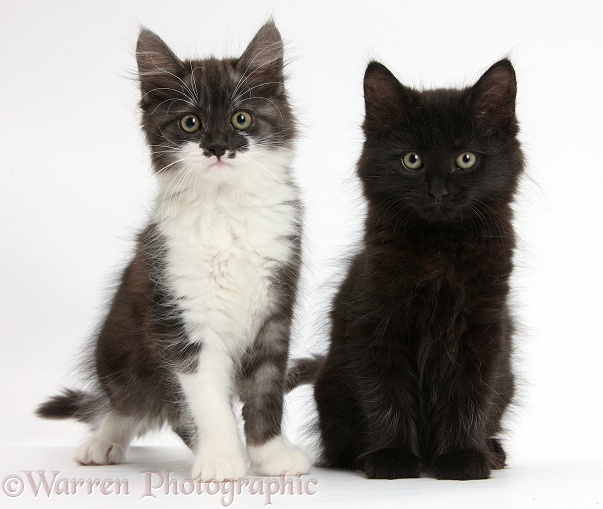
[
  {"x1": 248, "y1": 437, "x2": 311, "y2": 476},
  {"x1": 362, "y1": 449, "x2": 421, "y2": 479},
  {"x1": 192, "y1": 453, "x2": 247, "y2": 482},
  {"x1": 75, "y1": 438, "x2": 125, "y2": 465},
  {"x1": 431, "y1": 449, "x2": 491, "y2": 480},
  {"x1": 252, "y1": 445, "x2": 310, "y2": 477}
]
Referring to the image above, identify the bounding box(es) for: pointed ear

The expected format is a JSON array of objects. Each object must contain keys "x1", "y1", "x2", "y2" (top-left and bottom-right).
[
  {"x1": 469, "y1": 59, "x2": 517, "y2": 130},
  {"x1": 236, "y1": 20, "x2": 284, "y2": 89},
  {"x1": 363, "y1": 61, "x2": 410, "y2": 130},
  {"x1": 136, "y1": 28, "x2": 185, "y2": 99}
]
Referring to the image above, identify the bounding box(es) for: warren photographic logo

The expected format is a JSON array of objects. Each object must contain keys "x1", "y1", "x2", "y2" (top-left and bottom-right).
[
  {"x1": 2, "y1": 471, "x2": 129, "y2": 498},
  {"x1": 2, "y1": 470, "x2": 318, "y2": 506}
]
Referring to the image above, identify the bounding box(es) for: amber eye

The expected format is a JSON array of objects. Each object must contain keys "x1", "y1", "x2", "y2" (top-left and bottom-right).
[
  {"x1": 179, "y1": 114, "x2": 201, "y2": 133},
  {"x1": 455, "y1": 152, "x2": 477, "y2": 170},
  {"x1": 231, "y1": 111, "x2": 253, "y2": 130},
  {"x1": 402, "y1": 152, "x2": 423, "y2": 170}
]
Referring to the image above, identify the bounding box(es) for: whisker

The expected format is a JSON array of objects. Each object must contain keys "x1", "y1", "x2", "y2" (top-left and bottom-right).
[{"x1": 245, "y1": 155, "x2": 284, "y2": 184}]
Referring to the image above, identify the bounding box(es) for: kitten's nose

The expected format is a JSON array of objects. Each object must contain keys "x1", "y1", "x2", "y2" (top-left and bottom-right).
[
  {"x1": 428, "y1": 187, "x2": 449, "y2": 204},
  {"x1": 209, "y1": 145, "x2": 227, "y2": 158}
]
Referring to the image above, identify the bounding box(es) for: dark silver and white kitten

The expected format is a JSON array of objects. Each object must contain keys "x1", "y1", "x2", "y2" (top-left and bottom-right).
[{"x1": 38, "y1": 21, "x2": 310, "y2": 482}]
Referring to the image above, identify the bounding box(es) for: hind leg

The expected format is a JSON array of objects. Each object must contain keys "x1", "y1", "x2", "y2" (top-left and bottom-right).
[
  {"x1": 173, "y1": 421, "x2": 198, "y2": 452},
  {"x1": 488, "y1": 438, "x2": 507, "y2": 470},
  {"x1": 75, "y1": 412, "x2": 140, "y2": 465},
  {"x1": 314, "y1": 361, "x2": 363, "y2": 470}
]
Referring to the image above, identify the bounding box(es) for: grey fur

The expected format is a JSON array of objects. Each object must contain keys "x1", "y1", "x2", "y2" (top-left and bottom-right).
[{"x1": 37, "y1": 21, "x2": 302, "y2": 460}]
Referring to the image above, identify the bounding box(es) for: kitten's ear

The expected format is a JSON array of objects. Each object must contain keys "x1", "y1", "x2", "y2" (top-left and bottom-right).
[
  {"x1": 469, "y1": 59, "x2": 517, "y2": 129},
  {"x1": 236, "y1": 20, "x2": 284, "y2": 88},
  {"x1": 363, "y1": 61, "x2": 409, "y2": 130},
  {"x1": 136, "y1": 28, "x2": 185, "y2": 99}
]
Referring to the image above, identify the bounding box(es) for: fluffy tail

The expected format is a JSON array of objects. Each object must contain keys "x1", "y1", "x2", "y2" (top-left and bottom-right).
[
  {"x1": 36, "y1": 389, "x2": 105, "y2": 424},
  {"x1": 285, "y1": 356, "x2": 324, "y2": 393}
]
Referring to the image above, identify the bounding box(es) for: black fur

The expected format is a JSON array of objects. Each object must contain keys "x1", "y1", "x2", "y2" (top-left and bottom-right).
[{"x1": 312, "y1": 59, "x2": 523, "y2": 480}]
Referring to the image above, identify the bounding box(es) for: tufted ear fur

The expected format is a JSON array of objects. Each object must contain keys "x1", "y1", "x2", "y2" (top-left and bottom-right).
[
  {"x1": 236, "y1": 20, "x2": 284, "y2": 94},
  {"x1": 469, "y1": 59, "x2": 517, "y2": 132},
  {"x1": 136, "y1": 28, "x2": 185, "y2": 101},
  {"x1": 363, "y1": 61, "x2": 414, "y2": 132}
]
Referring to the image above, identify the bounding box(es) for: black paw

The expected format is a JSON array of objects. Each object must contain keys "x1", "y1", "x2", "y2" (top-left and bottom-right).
[
  {"x1": 488, "y1": 438, "x2": 506, "y2": 470},
  {"x1": 362, "y1": 449, "x2": 421, "y2": 479},
  {"x1": 431, "y1": 449, "x2": 490, "y2": 480}
]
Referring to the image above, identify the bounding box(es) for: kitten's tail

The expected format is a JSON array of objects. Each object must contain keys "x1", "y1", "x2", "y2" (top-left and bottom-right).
[
  {"x1": 285, "y1": 355, "x2": 324, "y2": 393},
  {"x1": 36, "y1": 389, "x2": 105, "y2": 424}
]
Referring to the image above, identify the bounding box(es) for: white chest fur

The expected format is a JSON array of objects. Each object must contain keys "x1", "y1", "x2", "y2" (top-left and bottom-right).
[{"x1": 154, "y1": 155, "x2": 299, "y2": 356}]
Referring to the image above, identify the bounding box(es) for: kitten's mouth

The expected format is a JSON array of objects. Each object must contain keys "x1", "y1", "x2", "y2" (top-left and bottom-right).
[
  {"x1": 208, "y1": 158, "x2": 233, "y2": 169},
  {"x1": 420, "y1": 203, "x2": 458, "y2": 222}
]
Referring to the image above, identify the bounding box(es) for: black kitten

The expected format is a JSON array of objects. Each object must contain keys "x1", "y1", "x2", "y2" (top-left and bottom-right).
[{"x1": 294, "y1": 59, "x2": 523, "y2": 480}]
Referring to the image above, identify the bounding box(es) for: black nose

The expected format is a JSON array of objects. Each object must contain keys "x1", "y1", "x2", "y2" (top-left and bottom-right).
[
  {"x1": 428, "y1": 176, "x2": 449, "y2": 204},
  {"x1": 209, "y1": 145, "x2": 227, "y2": 158},
  {"x1": 428, "y1": 187, "x2": 449, "y2": 204}
]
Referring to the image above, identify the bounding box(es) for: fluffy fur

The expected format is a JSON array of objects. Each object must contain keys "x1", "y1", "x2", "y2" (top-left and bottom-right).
[
  {"x1": 37, "y1": 21, "x2": 310, "y2": 481},
  {"x1": 291, "y1": 59, "x2": 524, "y2": 480}
]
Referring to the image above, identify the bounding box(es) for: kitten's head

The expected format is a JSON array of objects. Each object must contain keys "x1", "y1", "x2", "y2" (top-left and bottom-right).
[
  {"x1": 136, "y1": 21, "x2": 294, "y2": 185},
  {"x1": 359, "y1": 59, "x2": 523, "y2": 224}
]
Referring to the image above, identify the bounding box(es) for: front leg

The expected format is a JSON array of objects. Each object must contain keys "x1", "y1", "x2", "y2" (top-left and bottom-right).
[
  {"x1": 428, "y1": 390, "x2": 492, "y2": 481},
  {"x1": 238, "y1": 319, "x2": 310, "y2": 476},
  {"x1": 358, "y1": 367, "x2": 421, "y2": 479},
  {"x1": 178, "y1": 333, "x2": 246, "y2": 482},
  {"x1": 428, "y1": 330, "x2": 508, "y2": 480},
  {"x1": 353, "y1": 333, "x2": 421, "y2": 479}
]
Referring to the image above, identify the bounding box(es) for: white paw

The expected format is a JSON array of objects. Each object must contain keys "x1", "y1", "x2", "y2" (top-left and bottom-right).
[
  {"x1": 75, "y1": 438, "x2": 125, "y2": 465},
  {"x1": 192, "y1": 453, "x2": 247, "y2": 482},
  {"x1": 251, "y1": 444, "x2": 311, "y2": 477}
]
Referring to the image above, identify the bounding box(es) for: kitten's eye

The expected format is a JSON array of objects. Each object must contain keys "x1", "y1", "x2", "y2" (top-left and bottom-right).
[
  {"x1": 231, "y1": 111, "x2": 253, "y2": 131},
  {"x1": 179, "y1": 114, "x2": 201, "y2": 133},
  {"x1": 455, "y1": 152, "x2": 477, "y2": 170},
  {"x1": 402, "y1": 152, "x2": 423, "y2": 170}
]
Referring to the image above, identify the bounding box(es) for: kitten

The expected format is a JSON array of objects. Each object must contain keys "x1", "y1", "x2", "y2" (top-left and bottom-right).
[
  {"x1": 291, "y1": 59, "x2": 523, "y2": 480},
  {"x1": 37, "y1": 21, "x2": 310, "y2": 482}
]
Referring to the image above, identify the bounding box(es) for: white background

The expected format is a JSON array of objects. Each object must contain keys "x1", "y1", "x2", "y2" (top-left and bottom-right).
[{"x1": 1, "y1": 0, "x2": 602, "y2": 507}]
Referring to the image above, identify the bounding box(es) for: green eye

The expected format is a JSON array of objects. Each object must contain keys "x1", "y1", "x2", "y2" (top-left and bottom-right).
[
  {"x1": 402, "y1": 152, "x2": 423, "y2": 170},
  {"x1": 231, "y1": 111, "x2": 253, "y2": 130},
  {"x1": 179, "y1": 114, "x2": 201, "y2": 133},
  {"x1": 456, "y1": 152, "x2": 477, "y2": 170}
]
